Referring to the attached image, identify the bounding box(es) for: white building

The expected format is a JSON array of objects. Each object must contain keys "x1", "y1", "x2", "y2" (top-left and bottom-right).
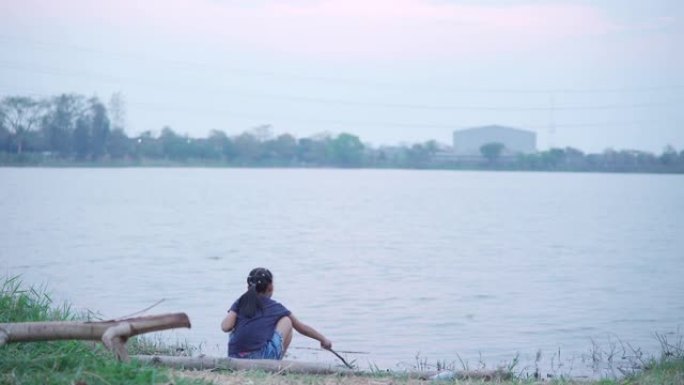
[{"x1": 453, "y1": 125, "x2": 537, "y2": 156}]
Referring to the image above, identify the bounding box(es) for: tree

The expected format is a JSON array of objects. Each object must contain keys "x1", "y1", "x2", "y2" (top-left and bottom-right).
[
  {"x1": 543, "y1": 148, "x2": 567, "y2": 169},
  {"x1": 107, "y1": 128, "x2": 131, "y2": 159},
  {"x1": 0, "y1": 104, "x2": 8, "y2": 151},
  {"x1": 635, "y1": 151, "x2": 657, "y2": 169},
  {"x1": 330, "y1": 133, "x2": 364, "y2": 167},
  {"x1": 480, "y1": 142, "x2": 505, "y2": 163},
  {"x1": 88, "y1": 98, "x2": 111, "y2": 160},
  {"x1": 207, "y1": 130, "x2": 233, "y2": 161},
  {"x1": 41, "y1": 94, "x2": 86, "y2": 157},
  {"x1": 563, "y1": 147, "x2": 586, "y2": 169},
  {"x1": 0, "y1": 122, "x2": 9, "y2": 152},
  {"x1": 250, "y1": 124, "x2": 273, "y2": 142},
  {"x1": 660, "y1": 145, "x2": 678, "y2": 166},
  {"x1": 73, "y1": 116, "x2": 91, "y2": 160},
  {"x1": 160, "y1": 126, "x2": 190, "y2": 161},
  {"x1": 0, "y1": 96, "x2": 45, "y2": 154},
  {"x1": 108, "y1": 92, "x2": 126, "y2": 132},
  {"x1": 134, "y1": 131, "x2": 163, "y2": 159},
  {"x1": 267, "y1": 133, "x2": 298, "y2": 163},
  {"x1": 406, "y1": 140, "x2": 440, "y2": 167},
  {"x1": 233, "y1": 132, "x2": 261, "y2": 163},
  {"x1": 298, "y1": 135, "x2": 331, "y2": 165},
  {"x1": 69, "y1": 97, "x2": 111, "y2": 160}
]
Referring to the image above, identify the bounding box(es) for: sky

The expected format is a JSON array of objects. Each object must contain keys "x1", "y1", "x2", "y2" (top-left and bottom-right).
[{"x1": 0, "y1": 0, "x2": 682, "y2": 152}]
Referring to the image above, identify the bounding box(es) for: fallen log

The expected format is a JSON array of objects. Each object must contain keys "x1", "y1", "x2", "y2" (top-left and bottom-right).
[
  {"x1": 0, "y1": 313, "x2": 191, "y2": 361},
  {"x1": 134, "y1": 355, "x2": 356, "y2": 375},
  {"x1": 134, "y1": 354, "x2": 512, "y2": 381}
]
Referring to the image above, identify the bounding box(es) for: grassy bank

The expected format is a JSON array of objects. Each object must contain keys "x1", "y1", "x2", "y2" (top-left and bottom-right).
[
  {"x1": 1, "y1": 276, "x2": 682, "y2": 385},
  {"x1": 0, "y1": 276, "x2": 206, "y2": 385}
]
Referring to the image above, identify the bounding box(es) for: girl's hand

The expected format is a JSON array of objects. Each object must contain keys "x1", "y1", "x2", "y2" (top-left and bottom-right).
[{"x1": 320, "y1": 338, "x2": 332, "y2": 350}]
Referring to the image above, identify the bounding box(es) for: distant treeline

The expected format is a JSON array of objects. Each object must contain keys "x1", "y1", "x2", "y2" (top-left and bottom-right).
[{"x1": 1, "y1": 93, "x2": 683, "y2": 173}]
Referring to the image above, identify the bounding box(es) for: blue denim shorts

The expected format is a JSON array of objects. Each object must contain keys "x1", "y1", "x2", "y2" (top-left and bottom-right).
[{"x1": 231, "y1": 331, "x2": 284, "y2": 360}]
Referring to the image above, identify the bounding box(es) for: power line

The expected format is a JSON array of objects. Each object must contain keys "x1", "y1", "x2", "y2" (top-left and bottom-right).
[
  {"x1": 0, "y1": 62, "x2": 676, "y2": 112},
  {"x1": 1, "y1": 33, "x2": 683, "y2": 95},
  {"x1": 0, "y1": 85, "x2": 671, "y2": 133}
]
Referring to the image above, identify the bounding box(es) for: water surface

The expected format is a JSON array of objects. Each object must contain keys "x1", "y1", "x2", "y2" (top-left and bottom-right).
[{"x1": 2, "y1": 168, "x2": 683, "y2": 376}]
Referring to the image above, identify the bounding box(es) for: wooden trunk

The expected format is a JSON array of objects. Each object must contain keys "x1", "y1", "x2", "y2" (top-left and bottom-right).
[
  {"x1": 0, "y1": 313, "x2": 191, "y2": 361},
  {"x1": 134, "y1": 354, "x2": 356, "y2": 374}
]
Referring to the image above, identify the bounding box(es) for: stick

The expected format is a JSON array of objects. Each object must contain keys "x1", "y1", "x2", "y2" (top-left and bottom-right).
[
  {"x1": 291, "y1": 346, "x2": 370, "y2": 354},
  {"x1": 327, "y1": 348, "x2": 354, "y2": 369},
  {"x1": 116, "y1": 298, "x2": 166, "y2": 320}
]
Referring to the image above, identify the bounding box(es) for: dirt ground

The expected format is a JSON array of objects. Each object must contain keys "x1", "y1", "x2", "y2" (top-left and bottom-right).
[
  {"x1": 171, "y1": 369, "x2": 557, "y2": 385},
  {"x1": 174, "y1": 370, "x2": 431, "y2": 385}
]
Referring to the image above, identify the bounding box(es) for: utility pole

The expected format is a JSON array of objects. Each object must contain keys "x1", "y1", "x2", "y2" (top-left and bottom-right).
[{"x1": 548, "y1": 93, "x2": 556, "y2": 149}]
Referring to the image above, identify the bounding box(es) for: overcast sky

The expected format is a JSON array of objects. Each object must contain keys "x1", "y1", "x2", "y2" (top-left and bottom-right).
[{"x1": 1, "y1": 0, "x2": 682, "y2": 152}]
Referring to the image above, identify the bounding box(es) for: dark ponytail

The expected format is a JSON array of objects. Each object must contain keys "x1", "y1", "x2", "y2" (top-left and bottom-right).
[{"x1": 236, "y1": 267, "x2": 273, "y2": 318}]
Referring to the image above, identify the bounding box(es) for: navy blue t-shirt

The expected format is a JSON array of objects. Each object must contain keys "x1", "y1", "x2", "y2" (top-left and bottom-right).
[{"x1": 228, "y1": 296, "x2": 291, "y2": 355}]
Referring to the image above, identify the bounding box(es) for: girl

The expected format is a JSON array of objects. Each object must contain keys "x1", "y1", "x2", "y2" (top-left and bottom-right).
[{"x1": 221, "y1": 267, "x2": 332, "y2": 360}]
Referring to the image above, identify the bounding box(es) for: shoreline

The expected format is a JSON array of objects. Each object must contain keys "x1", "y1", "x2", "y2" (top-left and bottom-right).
[
  {"x1": 2, "y1": 161, "x2": 684, "y2": 175},
  {"x1": 3, "y1": 279, "x2": 683, "y2": 385}
]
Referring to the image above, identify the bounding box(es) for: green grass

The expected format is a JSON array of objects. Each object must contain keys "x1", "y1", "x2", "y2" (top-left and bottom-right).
[
  {"x1": 0, "y1": 276, "x2": 207, "y2": 385},
  {"x1": 634, "y1": 358, "x2": 684, "y2": 385}
]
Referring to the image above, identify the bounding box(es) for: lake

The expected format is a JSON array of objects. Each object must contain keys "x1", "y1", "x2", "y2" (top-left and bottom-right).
[{"x1": 1, "y1": 168, "x2": 683, "y2": 377}]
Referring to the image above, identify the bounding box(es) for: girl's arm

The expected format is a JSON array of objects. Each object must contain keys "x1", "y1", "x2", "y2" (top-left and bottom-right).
[
  {"x1": 221, "y1": 310, "x2": 237, "y2": 332},
  {"x1": 289, "y1": 314, "x2": 332, "y2": 349}
]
